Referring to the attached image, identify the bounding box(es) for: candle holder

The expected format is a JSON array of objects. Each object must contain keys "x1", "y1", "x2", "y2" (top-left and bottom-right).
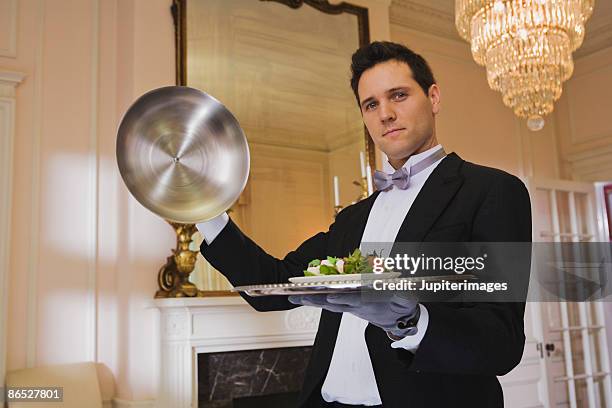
[
  {"x1": 155, "y1": 221, "x2": 204, "y2": 298},
  {"x1": 360, "y1": 176, "x2": 369, "y2": 199},
  {"x1": 353, "y1": 176, "x2": 369, "y2": 200},
  {"x1": 334, "y1": 204, "x2": 343, "y2": 217},
  {"x1": 332, "y1": 152, "x2": 373, "y2": 217}
]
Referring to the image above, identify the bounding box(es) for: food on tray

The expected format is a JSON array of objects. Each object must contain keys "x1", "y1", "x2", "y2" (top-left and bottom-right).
[{"x1": 303, "y1": 248, "x2": 376, "y2": 276}]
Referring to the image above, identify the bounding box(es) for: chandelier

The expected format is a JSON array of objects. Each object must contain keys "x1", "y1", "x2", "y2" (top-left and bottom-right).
[{"x1": 455, "y1": 0, "x2": 594, "y2": 131}]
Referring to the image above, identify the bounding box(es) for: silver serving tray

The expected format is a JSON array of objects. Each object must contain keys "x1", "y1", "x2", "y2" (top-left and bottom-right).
[{"x1": 233, "y1": 274, "x2": 476, "y2": 297}]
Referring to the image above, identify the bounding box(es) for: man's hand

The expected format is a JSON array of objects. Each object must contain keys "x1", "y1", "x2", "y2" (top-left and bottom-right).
[{"x1": 288, "y1": 293, "x2": 419, "y2": 338}]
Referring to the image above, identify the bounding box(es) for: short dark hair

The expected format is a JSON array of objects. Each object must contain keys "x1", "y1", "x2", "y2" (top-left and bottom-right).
[{"x1": 350, "y1": 41, "x2": 437, "y2": 106}]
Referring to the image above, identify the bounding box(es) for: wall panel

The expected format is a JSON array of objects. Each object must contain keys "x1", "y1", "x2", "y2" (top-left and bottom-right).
[
  {"x1": 556, "y1": 46, "x2": 612, "y2": 181},
  {"x1": 0, "y1": 0, "x2": 17, "y2": 57},
  {"x1": 0, "y1": 71, "x2": 24, "y2": 387}
]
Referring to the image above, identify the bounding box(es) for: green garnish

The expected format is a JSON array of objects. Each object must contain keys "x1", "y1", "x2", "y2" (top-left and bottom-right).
[
  {"x1": 308, "y1": 259, "x2": 321, "y2": 267},
  {"x1": 303, "y1": 248, "x2": 376, "y2": 276}
]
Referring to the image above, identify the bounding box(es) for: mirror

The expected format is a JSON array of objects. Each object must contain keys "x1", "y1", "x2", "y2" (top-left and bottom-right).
[{"x1": 173, "y1": 0, "x2": 374, "y2": 293}]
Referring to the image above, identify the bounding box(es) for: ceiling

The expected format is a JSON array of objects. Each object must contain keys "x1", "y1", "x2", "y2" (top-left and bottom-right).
[{"x1": 390, "y1": 0, "x2": 612, "y2": 59}]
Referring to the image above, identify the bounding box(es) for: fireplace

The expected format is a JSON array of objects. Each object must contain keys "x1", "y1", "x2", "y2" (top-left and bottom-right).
[
  {"x1": 154, "y1": 297, "x2": 320, "y2": 408},
  {"x1": 198, "y1": 347, "x2": 312, "y2": 407}
]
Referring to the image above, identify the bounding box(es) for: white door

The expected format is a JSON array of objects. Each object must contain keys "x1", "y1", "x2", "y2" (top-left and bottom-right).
[
  {"x1": 500, "y1": 301, "x2": 550, "y2": 407},
  {"x1": 526, "y1": 177, "x2": 612, "y2": 408}
]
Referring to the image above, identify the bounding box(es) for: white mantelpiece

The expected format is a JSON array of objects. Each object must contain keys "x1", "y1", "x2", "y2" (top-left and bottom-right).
[{"x1": 154, "y1": 296, "x2": 320, "y2": 408}]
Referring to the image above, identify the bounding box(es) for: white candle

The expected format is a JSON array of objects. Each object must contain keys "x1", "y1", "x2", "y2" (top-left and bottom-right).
[
  {"x1": 359, "y1": 151, "x2": 366, "y2": 178},
  {"x1": 333, "y1": 176, "x2": 340, "y2": 207},
  {"x1": 366, "y1": 165, "x2": 373, "y2": 195}
]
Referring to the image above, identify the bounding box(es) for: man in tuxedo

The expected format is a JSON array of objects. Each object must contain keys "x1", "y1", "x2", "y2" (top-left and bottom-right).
[{"x1": 197, "y1": 41, "x2": 531, "y2": 407}]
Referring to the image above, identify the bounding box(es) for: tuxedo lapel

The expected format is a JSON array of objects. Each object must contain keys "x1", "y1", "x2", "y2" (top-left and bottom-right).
[{"x1": 394, "y1": 153, "x2": 464, "y2": 243}]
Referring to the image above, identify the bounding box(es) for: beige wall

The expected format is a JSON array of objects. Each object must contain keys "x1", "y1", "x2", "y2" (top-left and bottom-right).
[{"x1": 1, "y1": 0, "x2": 175, "y2": 403}]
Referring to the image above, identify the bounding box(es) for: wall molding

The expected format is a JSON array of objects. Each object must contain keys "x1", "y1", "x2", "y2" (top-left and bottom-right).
[
  {"x1": 516, "y1": 116, "x2": 534, "y2": 179},
  {"x1": 565, "y1": 68, "x2": 612, "y2": 148},
  {"x1": 390, "y1": 0, "x2": 461, "y2": 43},
  {"x1": 27, "y1": 0, "x2": 45, "y2": 368},
  {"x1": 0, "y1": 0, "x2": 17, "y2": 57},
  {"x1": 567, "y1": 46, "x2": 612, "y2": 153},
  {"x1": 573, "y1": 47, "x2": 612, "y2": 79},
  {"x1": 0, "y1": 70, "x2": 25, "y2": 388},
  {"x1": 87, "y1": 0, "x2": 100, "y2": 364},
  {"x1": 0, "y1": 72, "x2": 24, "y2": 90},
  {"x1": 564, "y1": 141, "x2": 612, "y2": 164},
  {"x1": 564, "y1": 141, "x2": 612, "y2": 181},
  {"x1": 574, "y1": 21, "x2": 612, "y2": 60},
  {"x1": 112, "y1": 399, "x2": 155, "y2": 408}
]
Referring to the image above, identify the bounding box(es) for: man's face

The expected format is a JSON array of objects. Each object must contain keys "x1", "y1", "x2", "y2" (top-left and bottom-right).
[{"x1": 357, "y1": 60, "x2": 440, "y2": 168}]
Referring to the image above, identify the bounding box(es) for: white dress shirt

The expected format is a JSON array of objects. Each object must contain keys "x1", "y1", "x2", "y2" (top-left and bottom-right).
[{"x1": 196, "y1": 144, "x2": 446, "y2": 406}]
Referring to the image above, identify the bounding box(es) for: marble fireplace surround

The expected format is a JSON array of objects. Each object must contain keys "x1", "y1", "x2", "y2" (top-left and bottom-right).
[{"x1": 154, "y1": 297, "x2": 321, "y2": 408}]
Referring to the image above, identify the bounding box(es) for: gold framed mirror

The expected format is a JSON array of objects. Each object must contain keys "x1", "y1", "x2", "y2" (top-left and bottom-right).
[{"x1": 172, "y1": 0, "x2": 374, "y2": 294}]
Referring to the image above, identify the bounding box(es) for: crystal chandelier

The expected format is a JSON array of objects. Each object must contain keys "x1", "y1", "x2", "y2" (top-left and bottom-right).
[{"x1": 455, "y1": 0, "x2": 594, "y2": 131}]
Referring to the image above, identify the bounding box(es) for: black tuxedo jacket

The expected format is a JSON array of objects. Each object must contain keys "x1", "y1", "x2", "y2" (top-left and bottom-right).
[{"x1": 200, "y1": 153, "x2": 532, "y2": 407}]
